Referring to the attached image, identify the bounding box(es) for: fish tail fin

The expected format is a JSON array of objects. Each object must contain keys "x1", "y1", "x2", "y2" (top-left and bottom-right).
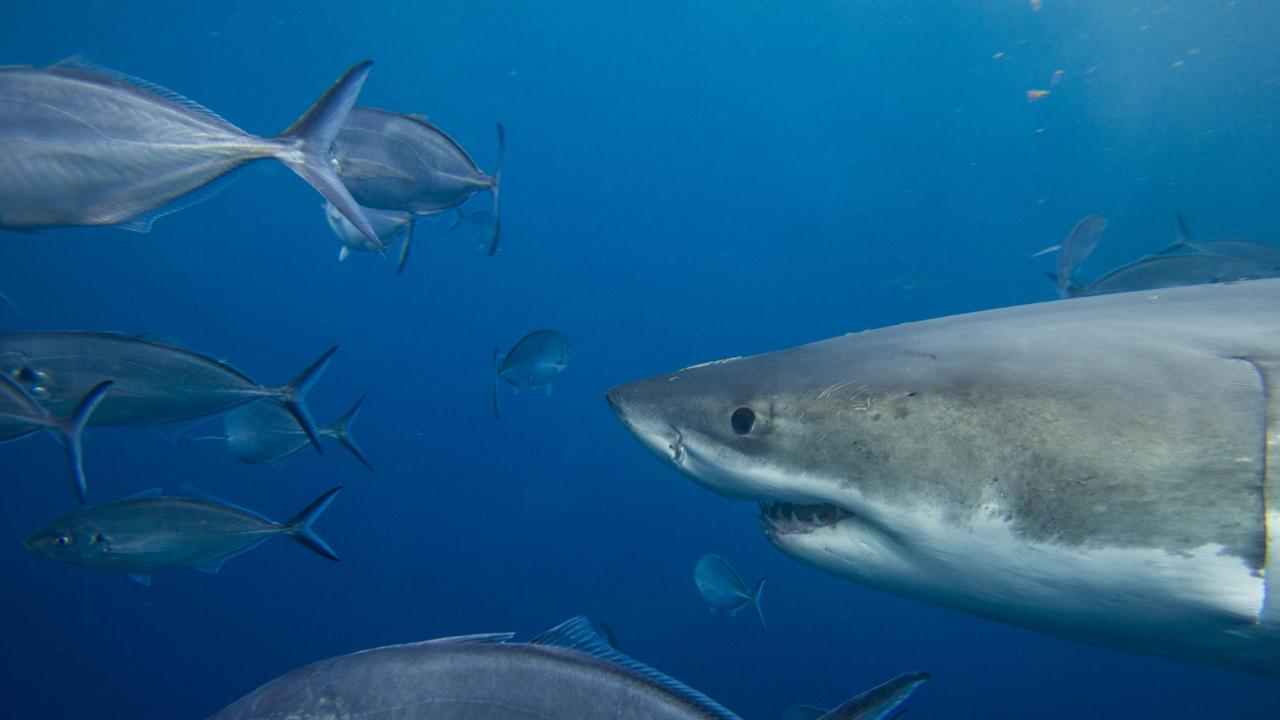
[
  {"x1": 491, "y1": 346, "x2": 503, "y2": 421},
  {"x1": 327, "y1": 394, "x2": 373, "y2": 471},
  {"x1": 446, "y1": 209, "x2": 465, "y2": 234},
  {"x1": 55, "y1": 381, "x2": 114, "y2": 504},
  {"x1": 276, "y1": 61, "x2": 381, "y2": 250},
  {"x1": 751, "y1": 577, "x2": 768, "y2": 632},
  {"x1": 486, "y1": 123, "x2": 504, "y2": 256},
  {"x1": 283, "y1": 486, "x2": 343, "y2": 561},
  {"x1": 395, "y1": 216, "x2": 414, "y2": 275},
  {"x1": 274, "y1": 346, "x2": 338, "y2": 455}
]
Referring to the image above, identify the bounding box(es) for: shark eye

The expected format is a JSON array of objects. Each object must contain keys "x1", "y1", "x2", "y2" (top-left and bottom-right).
[
  {"x1": 54, "y1": 535, "x2": 73, "y2": 547},
  {"x1": 731, "y1": 407, "x2": 756, "y2": 435}
]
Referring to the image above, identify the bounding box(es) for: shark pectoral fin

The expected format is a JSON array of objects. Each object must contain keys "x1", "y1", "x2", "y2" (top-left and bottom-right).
[{"x1": 128, "y1": 573, "x2": 152, "y2": 587}]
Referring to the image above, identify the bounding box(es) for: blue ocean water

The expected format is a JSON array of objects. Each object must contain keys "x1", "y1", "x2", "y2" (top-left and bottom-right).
[{"x1": 2, "y1": 1, "x2": 1279, "y2": 717}]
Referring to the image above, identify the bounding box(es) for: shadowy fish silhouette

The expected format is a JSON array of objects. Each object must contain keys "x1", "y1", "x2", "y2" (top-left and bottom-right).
[
  {"x1": 0, "y1": 57, "x2": 380, "y2": 244},
  {"x1": 782, "y1": 672, "x2": 930, "y2": 720},
  {"x1": 209, "y1": 615, "x2": 927, "y2": 720},
  {"x1": 24, "y1": 486, "x2": 342, "y2": 587},
  {"x1": 492, "y1": 329, "x2": 572, "y2": 420},
  {"x1": 324, "y1": 200, "x2": 415, "y2": 274},
  {"x1": 197, "y1": 395, "x2": 372, "y2": 471},
  {"x1": 694, "y1": 554, "x2": 767, "y2": 631},
  {"x1": 333, "y1": 108, "x2": 503, "y2": 255}
]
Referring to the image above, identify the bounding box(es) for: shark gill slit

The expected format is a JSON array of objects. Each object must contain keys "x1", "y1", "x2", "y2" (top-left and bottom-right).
[{"x1": 1236, "y1": 356, "x2": 1279, "y2": 626}]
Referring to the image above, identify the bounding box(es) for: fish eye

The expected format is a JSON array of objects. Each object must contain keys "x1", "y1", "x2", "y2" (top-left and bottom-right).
[
  {"x1": 54, "y1": 535, "x2": 73, "y2": 547},
  {"x1": 731, "y1": 407, "x2": 756, "y2": 435}
]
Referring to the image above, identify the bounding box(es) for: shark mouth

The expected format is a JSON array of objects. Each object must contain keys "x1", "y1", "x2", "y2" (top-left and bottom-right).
[{"x1": 757, "y1": 501, "x2": 853, "y2": 536}]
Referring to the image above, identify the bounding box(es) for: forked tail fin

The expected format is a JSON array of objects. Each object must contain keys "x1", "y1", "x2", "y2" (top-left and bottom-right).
[
  {"x1": 325, "y1": 393, "x2": 373, "y2": 471},
  {"x1": 283, "y1": 486, "x2": 343, "y2": 561},
  {"x1": 277, "y1": 61, "x2": 381, "y2": 249},
  {"x1": 272, "y1": 346, "x2": 338, "y2": 454}
]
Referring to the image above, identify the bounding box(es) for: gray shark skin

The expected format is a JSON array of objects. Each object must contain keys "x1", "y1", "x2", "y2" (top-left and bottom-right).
[
  {"x1": 209, "y1": 616, "x2": 927, "y2": 720},
  {"x1": 607, "y1": 279, "x2": 1280, "y2": 678}
]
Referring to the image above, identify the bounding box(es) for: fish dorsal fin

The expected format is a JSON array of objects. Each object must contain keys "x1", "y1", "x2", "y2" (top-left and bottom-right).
[
  {"x1": 531, "y1": 617, "x2": 738, "y2": 720},
  {"x1": 425, "y1": 632, "x2": 516, "y2": 645},
  {"x1": 178, "y1": 483, "x2": 272, "y2": 523},
  {"x1": 125, "y1": 488, "x2": 164, "y2": 500},
  {"x1": 51, "y1": 55, "x2": 240, "y2": 132}
]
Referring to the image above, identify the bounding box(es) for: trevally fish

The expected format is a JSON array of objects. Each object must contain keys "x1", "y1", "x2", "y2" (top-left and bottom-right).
[
  {"x1": 694, "y1": 554, "x2": 767, "y2": 630},
  {"x1": 0, "y1": 332, "x2": 335, "y2": 499},
  {"x1": 0, "y1": 374, "x2": 112, "y2": 500},
  {"x1": 783, "y1": 672, "x2": 930, "y2": 720},
  {"x1": 0, "y1": 58, "x2": 380, "y2": 244},
  {"x1": 332, "y1": 108, "x2": 503, "y2": 255},
  {"x1": 492, "y1": 329, "x2": 572, "y2": 420},
  {"x1": 1069, "y1": 252, "x2": 1274, "y2": 297},
  {"x1": 199, "y1": 395, "x2": 372, "y2": 471},
  {"x1": 607, "y1": 278, "x2": 1280, "y2": 678},
  {"x1": 209, "y1": 615, "x2": 928, "y2": 720},
  {"x1": 24, "y1": 486, "x2": 342, "y2": 586},
  {"x1": 1157, "y1": 213, "x2": 1280, "y2": 268},
  {"x1": 1031, "y1": 215, "x2": 1107, "y2": 297},
  {"x1": 324, "y1": 200, "x2": 414, "y2": 275}
]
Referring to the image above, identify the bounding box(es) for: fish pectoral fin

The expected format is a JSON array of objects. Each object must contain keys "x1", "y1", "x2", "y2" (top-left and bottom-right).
[
  {"x1": 338, "y1": 246, "x2": 351, "y2": 262},
  {"x1": 194, "y1": 558, "x2": 227, "y2": 575},
  {"x1": 128, "y1": 573, "x2": 152, "y2": 587}
]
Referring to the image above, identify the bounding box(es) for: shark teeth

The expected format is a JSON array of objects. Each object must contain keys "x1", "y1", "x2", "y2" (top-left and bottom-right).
[{"x1": 757, "y1": 501, "x2": 852, "y2": 535}]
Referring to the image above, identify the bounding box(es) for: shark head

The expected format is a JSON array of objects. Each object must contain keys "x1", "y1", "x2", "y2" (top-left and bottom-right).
[{"x1": 606, "y1": 297, "x2": 1278, "y2": 678}]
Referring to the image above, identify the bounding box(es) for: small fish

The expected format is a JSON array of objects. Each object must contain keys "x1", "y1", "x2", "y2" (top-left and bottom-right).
[
  {"x1": 782, "y1": 672, "x2": 931, "y2": 720},
  {"x1": 694, "y1": 554, "x2": 767, "y2": 631},
  {"x1": 0, "y1": 58, "x2": 380, "y2": 244},
  {"x1": 492, "y1": 329, "x2": 572, "y2": 420},
  {"x1": 324, "y1": 201, "x2": 415, "y2": 275},
  {"x1": 0, "y1": 374, "x2": 113, "y2": 501},
  {"x1": 209, "y1": 615, "x2": 928, "y2": 720},
  {"x1": 447, "y1": 208, "x2": 500, "y2": 253},
  {"x1": 1037, "y1": 215, "x2": 1107, "y2": 297},
  {"x1": 1026, "y1": 89, "x2": 1050, "y2": 101},
  {"x1": 333, "y1": 109, "x2": 503, "y2": 255},
  {"x1": 24, "y1": 486, "x2": 342, "y2": 586},
  {"x1": 201, "y1": 395, "x2": 372, "y2": 471}
]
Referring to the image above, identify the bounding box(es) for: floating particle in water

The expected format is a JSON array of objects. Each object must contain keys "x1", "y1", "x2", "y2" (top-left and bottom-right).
[
  {"x1": 1026, "y1": 89, "x2": 1050, "y2": 102},
  {"x1": 1085, "y1": 65, "x2": 1099, "y2": 74},
  {"x1": 1051, "y1": 69, "x2": 1066, "y2": 85},
  {"x1": 993, "y1": 51, "x2": 1006, "y2": 60},
  {"x1": 1035, "y1": 128, "x2": 1046, "y2": 134},
  {"x1": 1188, "y1": 47, "x2": 1200, "y2": 56},
  {"x1": 1030, "y1": 0, "x2": 1043, "y2": 11},
  {"x1": 1172, "y1": 60, "x2": 1185, "y2": 68}
]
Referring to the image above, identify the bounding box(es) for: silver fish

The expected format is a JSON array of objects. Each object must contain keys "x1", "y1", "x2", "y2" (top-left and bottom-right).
[
  {"x1": 1157, "y1": 213, "x2": 1280, "y2": 268},
  {"x1": 1071, "y1": 252, "x2": 1274, "y2": 297},
  {"x1": 1034, "y1": 215, "x2": 1107, "y2": 297},
  {"x1": 0, "y1": 57, "x2": 379, "y2": 244},
  {"x1": 209, "y1": 615, "x2": 928, "y2": 720},
  {"x1": 0, "y1": 374, "x2": 112, "y2": 500},
  {"x1": 24, "y1": 486, "x2": 342, "y2": 586},
  {"x1": 333, "y1": 108, "x2": 502, "y2": 255},
  {"x1": 0, "y1": 332, "x2": 335, "y2": 476},
  {"x1": 323, "y1": 200, "x2": 415, "y2": 274},
  {"x1": 694, "y1": 554, "x2": 766, "y2": 630},
  {"x1": 606, "y1": 278, "x2": 1280, "y2": 678},
  {"x1": 203, "y1": 395, "x2": 372, "y2": 471},
  {"x1": 492, "y1": 329, "x2": 572, "y2": 420}
]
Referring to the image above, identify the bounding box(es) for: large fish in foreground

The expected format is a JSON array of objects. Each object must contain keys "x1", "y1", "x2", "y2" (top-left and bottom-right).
[
  {"x1": 607, "y1": 279, "x2": 1280, "y2": 677},
  {"x1": 0, "y1": 58, "x2": 380, "y2": 243},
  {"x1": 209, "y1": 615, "x2": 928, "y2": 719},
  {"x1": 24, "y1": 486, "x2": 342, "y2": 586}
]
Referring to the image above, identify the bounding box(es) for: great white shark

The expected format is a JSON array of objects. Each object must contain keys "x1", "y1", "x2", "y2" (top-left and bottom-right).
[{"x1": 606, "y1": 279, "x2": 1280, "y2": 677}]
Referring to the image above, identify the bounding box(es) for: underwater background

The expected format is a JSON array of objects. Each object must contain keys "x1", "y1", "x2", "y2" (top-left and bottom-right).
[{"x1": 2, "y1": 1, "x2": 1279, "y2": 717}]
